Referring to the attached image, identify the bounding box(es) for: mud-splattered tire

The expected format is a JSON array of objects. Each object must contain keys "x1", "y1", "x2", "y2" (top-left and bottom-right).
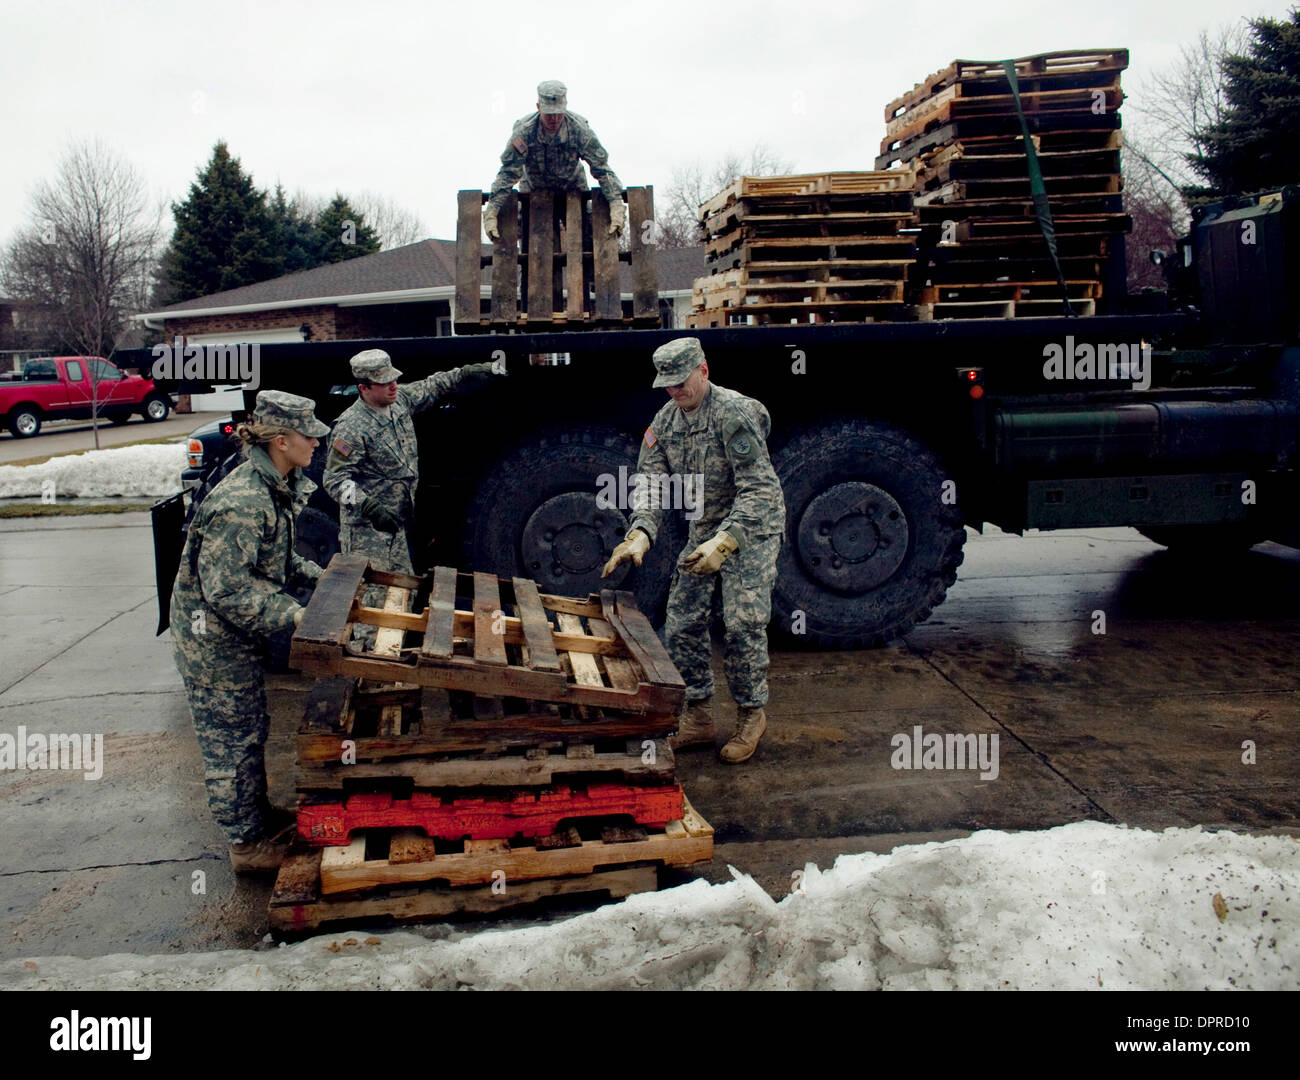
[{"x1": 771, "y1": 419, "x2": 965, "y2": 648}]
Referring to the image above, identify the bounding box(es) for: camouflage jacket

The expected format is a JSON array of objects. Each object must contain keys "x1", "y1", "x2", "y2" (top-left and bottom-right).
[
  {"x1": 487, "y1": 111, "x2": 623, "y2": 213},
  {"x1": 170, "y1": 446, "x2": 322, "y2": 685},
  {"x1": 629, "y1": 383, "x2": 786, "y2": 551},
  {"x1": 322, "y1": 369, "x2": 473, "y2": 528}
]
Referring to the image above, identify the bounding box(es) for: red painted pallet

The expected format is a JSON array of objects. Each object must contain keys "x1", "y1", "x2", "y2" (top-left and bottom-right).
[{"x1": 297, "y1": 782, "x2": 685, "y2": 846}]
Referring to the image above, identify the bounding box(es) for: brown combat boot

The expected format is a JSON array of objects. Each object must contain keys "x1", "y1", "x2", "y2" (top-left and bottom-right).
[
  {"x1": 669, "y1": 699, "x2": 716, "y2": 751},
  {"x1": 229, "y1": 826, "x2": 294, "y2": 874},
  {"x1": 720, "y1": 707, "x2": 767, "y2": 764}
]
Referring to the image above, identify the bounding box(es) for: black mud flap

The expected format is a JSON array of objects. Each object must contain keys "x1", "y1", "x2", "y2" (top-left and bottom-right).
[{"x1": 152, "y1": 491, "x2": 187, "y2": 635}]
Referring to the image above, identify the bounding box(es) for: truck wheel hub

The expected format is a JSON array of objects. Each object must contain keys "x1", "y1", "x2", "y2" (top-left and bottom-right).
[
  {"x1": 796, "y1": 482, "x2": 909, "y2": 592},
  {"x1": 521, "y1": 493, "x2": 626, "y2": 583}
]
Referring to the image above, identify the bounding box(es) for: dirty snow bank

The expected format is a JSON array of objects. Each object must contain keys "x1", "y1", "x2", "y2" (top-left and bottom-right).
[
  {"x1": 0, "y1": 443, "x2": 186, "y2": 499},
  {"x1": 2, "y1": 823, "x2": 1296, "y2": 991}
]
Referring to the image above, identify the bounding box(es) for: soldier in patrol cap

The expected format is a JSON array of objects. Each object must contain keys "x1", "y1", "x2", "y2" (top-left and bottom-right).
[
  {"x1": 170, "y1": 390, "x2": 329, "y2": 872},
  {"x1": 323, "y1": 349, "x2": 499, "y2": 646},
  {"x1": 484, "y1": 79, "x2": 626, "y2": 241},
  {"x1": 602, "y1": 338, "x2": 786, "y2": 763}
]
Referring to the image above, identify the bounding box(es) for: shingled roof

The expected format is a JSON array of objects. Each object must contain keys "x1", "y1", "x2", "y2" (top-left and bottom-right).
[{"x1": 152, "y1": 239, "x2": 706, "y2": 315}]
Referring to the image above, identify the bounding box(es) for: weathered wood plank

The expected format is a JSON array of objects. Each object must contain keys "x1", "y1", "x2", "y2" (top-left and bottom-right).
[
  {"x1": 512, "y1": 577, "x2": 562, "y2": 672},
  {"x1": 527, "y1": 190, "x2": 554, "y2": 321},
  {"x1": 490, "y1": 193, "x2": 519, "y2": 324},
  {"x1": 565, "y1": 190, "x2": 585, "y2": 319},
  {"x1": 472, "y1": 571, "x2": 507, "y2": 666},
  {"x1": 591, "y1": 194, "x2": 621, "y2": 320},
  {"x1": 422, "y1": 565, "x2": 457, "y2": 660},
  {"x1": 299, "y1": 677, "x2": 354, "y2": 736},
  {"x1": 455, "y1": 190, "x2": 483, "y2": 326},
  {"x1": 554, "y1": 612, "x2": 604, "y2": 687},
  {"x1": 292, "y1": 554, "x2": 369, "y2": 664},
  {"x1": 627, "y1": 186, "x2": 659, "y2": 320}
]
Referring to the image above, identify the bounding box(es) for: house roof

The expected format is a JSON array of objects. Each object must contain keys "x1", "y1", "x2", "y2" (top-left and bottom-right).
[{"x1": 148, "y1": 239, "x2": 707, "y2": 319}]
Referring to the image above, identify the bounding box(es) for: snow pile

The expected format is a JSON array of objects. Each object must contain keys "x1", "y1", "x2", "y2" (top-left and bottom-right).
[
  {"x1": 0, "y1": 443, "x2": 186, "y2": 499},
  {"x1": 2, "y1": 823, "x2": 1296, "y2": 990}
]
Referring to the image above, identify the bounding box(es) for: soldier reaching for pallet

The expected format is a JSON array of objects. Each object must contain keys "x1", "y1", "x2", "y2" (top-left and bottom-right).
[
  {"x1": 602, "y1": 338, "x2": 786, "y2": 763},
  {"x1": 483, "y1": 79, "x2": 626, "y2": 241},
  {"x1": 323, "y1": 349, "x2": 498, "y2": 647},
  {"x1": 170, "y1": 391, "x2": 330, "y2": 873}
]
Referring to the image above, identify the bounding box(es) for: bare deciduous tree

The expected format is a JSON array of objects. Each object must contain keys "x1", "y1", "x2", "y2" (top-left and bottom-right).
[
  {"x1": 1, "y1": 139, "x2": 163, "y2": 445},
  {"x1": 654, "y1": 144, "x2": 796, "y2": 248},
  {"x1": 1129, "y1": 23, "x2": 1249, "y2": 193},
  {"x1": 352, "y1": 191, "x2": 428, "y2": 249},
  {"x1": 1122, "y1": 137, "x2": 1188, "y2": 291}
]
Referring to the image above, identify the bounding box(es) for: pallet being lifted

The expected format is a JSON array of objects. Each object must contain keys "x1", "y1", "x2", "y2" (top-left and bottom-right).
[
  {"x1": 454, "y1": 187, "x2": 660, "y2": 332},
  {"x1": 291, "y1": 555, "x2": 685, "y2": 718}
]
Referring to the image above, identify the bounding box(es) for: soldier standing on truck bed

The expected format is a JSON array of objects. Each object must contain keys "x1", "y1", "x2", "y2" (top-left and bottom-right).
[
  {"x1": 323, "y1": 349, "x2": 497, "y2": 647},
  {"x1": 602, "y1": 338, "x2": 786, "y2": 763},
  {"x1": 483, "y1": 79, "x2": 626, "y2": 241}
]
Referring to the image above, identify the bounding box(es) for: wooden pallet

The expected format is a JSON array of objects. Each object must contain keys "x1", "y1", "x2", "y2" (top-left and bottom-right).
[
  {"x1": 917, "y1": 280, "x2": 1101, "y2": 304},
  {"x1": 297, "y1": 783, "x2": 684, "y2": 846},
  {"x1": 694, "y1": 280, "x2": 906, "y2": 308},
  {"x1": 688, "y1": 299, "x2": 906, "y2": 328},
  {"x1": 454, "y1": 187, "x2": 659, "y2": 332},
  {"x1": 698, "y1": 170, "x2": 914, "y2": 220},
  {"x1": 876, "y1": 113, "x2": 1121, "y2": 169},
  {"x1": 292, "y1": 557, "x2": 685, "y2": 717},
  {"x1": 913, "y1": 297, "x2": 1096, "y2": 320},
  {"x1": 317, "y1": 800, "x2": 713, "y2": 894}
]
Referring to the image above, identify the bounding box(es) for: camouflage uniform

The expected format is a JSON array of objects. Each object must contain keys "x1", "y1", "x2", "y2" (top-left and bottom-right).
[
  {"x1": 170, "y1": 393, "x2": 327, "y2": 845},
  {"x1": 629, "y1": 376, "x2": 785, "y2": 709},
  {"x1": 322, "y1": 352, "x2": 489, "y2": 640}
]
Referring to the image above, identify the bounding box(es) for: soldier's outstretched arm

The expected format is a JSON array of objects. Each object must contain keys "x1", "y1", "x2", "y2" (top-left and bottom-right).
[
  {"x1": 578, "y1": 122, "x2": 624, "y2": 207},
  {"x1": 401, "y1": 363, "x2": 499, "y2": 415}
]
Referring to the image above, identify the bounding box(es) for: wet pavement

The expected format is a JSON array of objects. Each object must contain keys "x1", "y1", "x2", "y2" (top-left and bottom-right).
[{"x1": 0, "y1": 513, "x2": 1296, "y2": 957}]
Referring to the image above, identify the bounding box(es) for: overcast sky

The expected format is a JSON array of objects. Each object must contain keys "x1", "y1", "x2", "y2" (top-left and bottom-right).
[{"x1": 1, "y1": 0, "x2": 1289, "y2": 255}]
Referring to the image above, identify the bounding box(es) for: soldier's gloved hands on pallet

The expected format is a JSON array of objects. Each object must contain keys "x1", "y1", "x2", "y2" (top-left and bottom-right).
[
  {"x1": 601, "y1": 529, "x2": 650, "y2": 577},
  {"x1": 607, "y1": 199, "x2": 626, "y2": 236},
  {"x1": 682, "y1": 530, "x2": 739, "y2": 575},
  {"x1": 358, "y1": 495, "x2": 401, "y2": 534},
  {"x1": 483, "y1": 205, "x2": 500, "y2": 241},
  {"x1": 293, "y1": 607, "x2": 305, "y2": 628}
]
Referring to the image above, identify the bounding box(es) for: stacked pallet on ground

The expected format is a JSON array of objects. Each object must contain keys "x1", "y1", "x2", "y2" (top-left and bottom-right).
[
  {"x1": 454, "y1": 187, "x2": 660, "y2": 332},
  {"x1": 877, "y1": 49, "x2": 1131, "y2": 319},
  {"x1": 688, "y1": 171, "x2": 917, "y2": 327},
  {"x1": 272, "y1": 556, "x2": 711, "y2": 933}
]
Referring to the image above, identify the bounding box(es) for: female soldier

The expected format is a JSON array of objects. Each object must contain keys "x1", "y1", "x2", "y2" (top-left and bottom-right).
[{"x1": 170, "y1": 390, "x2": 330, "y2": 872}]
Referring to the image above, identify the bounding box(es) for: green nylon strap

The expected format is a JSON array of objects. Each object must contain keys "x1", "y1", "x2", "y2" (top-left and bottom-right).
[{"x1": 1002, "y1": 59, "x2": 1075, "y2": 317}]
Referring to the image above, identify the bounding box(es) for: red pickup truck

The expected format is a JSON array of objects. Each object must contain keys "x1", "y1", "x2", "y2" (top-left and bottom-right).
[{"x1": 0, "y1": 356, "x2": 172, "y2": 438}]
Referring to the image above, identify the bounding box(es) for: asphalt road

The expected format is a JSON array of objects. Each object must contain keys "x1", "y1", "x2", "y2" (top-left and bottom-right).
[
  {"x1": 0, "y1": 410, "x2": 226, "y2": 464},
  {"x1": 0, "y1": 513, "x2": 1297, "y2": 958}
]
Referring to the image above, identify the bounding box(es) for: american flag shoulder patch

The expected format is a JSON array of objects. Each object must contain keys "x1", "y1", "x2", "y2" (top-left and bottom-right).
[
  {"x1": 644, "y1": 427, "x2": 657, "y2": 449},
  {"x1": 333, "y1": 438, "x2": 352, "y2": 458},
  {"x1": 512, "y1": 137, "x2": 527, "y2": 154}
]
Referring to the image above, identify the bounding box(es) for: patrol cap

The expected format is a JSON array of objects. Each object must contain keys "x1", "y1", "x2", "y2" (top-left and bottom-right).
[
  {"x1": 537, "y1": 79, "x2": 568, "y2": 115},
  {"x1": 651, "y1": 337, "x2": 706, "y2": 388},
  {"x1": 252, "y1": 390, "x2": 329, "y2": 437},
  {"x1": 350, "y1": 348, "x2": 402, "y2": 383}
]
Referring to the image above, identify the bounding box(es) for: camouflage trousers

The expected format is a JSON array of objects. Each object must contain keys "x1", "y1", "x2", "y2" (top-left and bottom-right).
[
  {"x1": 340, "y1": 521, "x2": 414, "y2": 649},
  {"x1": 663, "y1": 533, "x2": 780, "y2": 709},
  {"x1": 182, "y1": 678, "x2": 271, "y2": 845}
]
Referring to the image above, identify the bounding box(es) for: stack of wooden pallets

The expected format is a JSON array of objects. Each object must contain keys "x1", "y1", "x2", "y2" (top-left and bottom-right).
[
  {"x1": 454, "y1": 187, "x2": 660, "y2": 332},
  {"x1": 877, "y1": 48, "x2": 1130, "y2": 319},
  {"x1": 271, "y1": 555, "x2": 711, "y2": 934},
  {"x1": 688, "y1": 171, "x2": 917, "y2": 327}
]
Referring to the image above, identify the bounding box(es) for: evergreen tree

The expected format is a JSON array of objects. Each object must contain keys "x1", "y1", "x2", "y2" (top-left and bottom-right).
[
  {"x1": 1192, "y1": 10, "x2": 1300, "y2": 196},
  {"x1": 312, "y1": 195, "x2": 381, "y2": 265},
  {"x1": 268, "y1": 184, "x2": 318, "y2": 275},
  {"x1": 163, "y1": 142, "x2": 280, "y2": 301}
]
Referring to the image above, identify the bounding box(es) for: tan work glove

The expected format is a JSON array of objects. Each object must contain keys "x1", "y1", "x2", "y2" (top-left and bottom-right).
[
  {"x1": 682, "y1": 530, "x2": 739, "y2": 575},
  {"x1": 483, "y1": 205, "x2": 500, "y2": 241},
  {"x1": 607, "y1": 198, "x2": 626, "y2": 236},
  {"x1": 601, "y1": 529, "x2": 650, "y2": 577},
  {"x1": 292, "y1": 606, "x2": 305, "y2": 628}
]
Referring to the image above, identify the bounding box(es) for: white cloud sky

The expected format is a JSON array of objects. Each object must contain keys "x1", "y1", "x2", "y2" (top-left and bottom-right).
[{"x1": 0, "y1": 0, "x2": 1285, "y2": 252}]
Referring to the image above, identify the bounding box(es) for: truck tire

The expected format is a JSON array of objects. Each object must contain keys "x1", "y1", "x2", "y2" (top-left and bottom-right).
[
  {"x1": 771, "y1": 419, "x2": 965, "y2": 648},
  {"x1": 106, "y1": 410, "x2": 132, "y2": 425},
  {"x1": 142, "y1": 394, "x2": 171, "y2": 422},
  {"x1": 1137, "y1": 523, "x2": 1264, "y2": 555},
  {"x1": 8, "y1": 407, "x2": 41, "y2": 438},
  {"x1": 464, "y1": 426, "x2": 685, "y2": 625}
]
